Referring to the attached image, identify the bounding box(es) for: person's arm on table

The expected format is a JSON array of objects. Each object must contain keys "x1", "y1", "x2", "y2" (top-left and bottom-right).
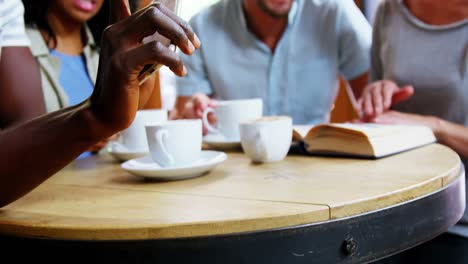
[
  {"x1": 369, "y1": 110, "x2": 468, "y2": 159},
  {"x1": 0, "y1": 0, "x2": 200, "y2": 207}
]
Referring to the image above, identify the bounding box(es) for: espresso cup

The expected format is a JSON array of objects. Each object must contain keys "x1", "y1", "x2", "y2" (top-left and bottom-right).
[
  {"x1": 119, "y1": 109, "x2": 168, "y2": 152},
  {"x1": 145, "y1": 119, "x2": 202, "y2": 168},
  {"x1": 202, "y1": 98, "x2": 263, "y2": 141},
  {"x1": 239, "y1": 116, "x2": 293, "y2": 163}
]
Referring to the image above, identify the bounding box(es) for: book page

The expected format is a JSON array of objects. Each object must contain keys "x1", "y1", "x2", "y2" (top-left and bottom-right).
[
  {"x1": 323, "y1": 123, "x2": 429, "y2": 138},
  {"x1": 304, "y1": 123, "x2": 436, "y2": 158},
  {"x1": 293, "y1": 125, "x2": 315, "y2": 141}
]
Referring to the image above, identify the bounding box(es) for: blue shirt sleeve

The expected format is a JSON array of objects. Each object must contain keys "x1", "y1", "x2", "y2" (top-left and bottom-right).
[
  {"x1": 176, "y1": 14, "x2": 213, "y2": 97},
  {"x1": 335, "y1": 0, "x2": 372, "y2": 80}
]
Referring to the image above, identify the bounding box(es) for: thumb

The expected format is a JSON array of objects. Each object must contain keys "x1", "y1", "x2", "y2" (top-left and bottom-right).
[
  {"x1": 109, "y1": 0, "x2": 131, "y2": 24},
  {"x1": 392, "y1": 85, "x2": 414, "y2": 105}
]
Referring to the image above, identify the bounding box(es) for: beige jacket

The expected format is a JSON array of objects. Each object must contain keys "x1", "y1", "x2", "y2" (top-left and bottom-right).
[{"x1": 26, "y1": 25, "x2": 100, "y2": 112}]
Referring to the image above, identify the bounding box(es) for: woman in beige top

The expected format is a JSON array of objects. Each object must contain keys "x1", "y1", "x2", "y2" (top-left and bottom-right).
[
  {"x1": 13, "y1": 0, "x2": 160, "y2": 154},
  {"x1": 22, "y1": 0, "x2": 103, "y2": 113},
  {"x1": 20, "y1": 0, "x2": 105, "y2": 154}
]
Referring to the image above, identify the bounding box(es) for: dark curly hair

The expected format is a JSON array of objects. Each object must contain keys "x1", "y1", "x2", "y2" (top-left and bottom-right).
[
  {"x1": 21, "y1": 0, "x2": 111, "y2": 48},
  {"x1": 22, "y1": 0, "x2": 56, "y2": 47}
]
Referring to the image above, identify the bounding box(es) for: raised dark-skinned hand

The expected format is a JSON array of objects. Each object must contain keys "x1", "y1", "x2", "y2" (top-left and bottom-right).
[
  {"x1": 90, "y1": 0, "x2": 201, "y2": 137},
  {"x1": 0, "y1": 0, "x2": 200, "y2": 208}
]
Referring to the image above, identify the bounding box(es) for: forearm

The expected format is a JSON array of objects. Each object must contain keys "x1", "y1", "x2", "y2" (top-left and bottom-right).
[
  {"x1": 433, "y1": 118, "x2": 468, "y2": 159},
  {"x1": 0, "y1": 101, "x2": 106, "y2": 207}
]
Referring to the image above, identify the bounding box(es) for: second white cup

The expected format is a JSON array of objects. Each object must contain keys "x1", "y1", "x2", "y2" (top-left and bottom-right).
[
  {"x1": 120, "y1": 109, "x2": 168, "y2": 152},
  {"x1": 240, "y1": 116, "x2": 293, "y2": 163},
  {"x1": 202, "y1": 98, "x2": 263, "y2": 141},
  {"x1": 145, "y1": 119, "x2": 202, "y2": 168}
]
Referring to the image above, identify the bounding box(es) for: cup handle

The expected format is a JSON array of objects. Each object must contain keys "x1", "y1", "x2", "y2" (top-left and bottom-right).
[
  {"x1": 155, "y1": 129, "x2": 174, "y2": 166},
  {"x1": 255, "y1": 128, "x2": 269, "y2": 162},
  {"x1": 202, "y1": 107, "x2": 220, "y2": 135}
]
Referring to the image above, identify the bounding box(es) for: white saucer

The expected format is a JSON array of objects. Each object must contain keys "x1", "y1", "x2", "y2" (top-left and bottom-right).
[
  {"x1": 108, "y1": 143, "x2": 148, "y2": 162},
  {"x1": 203, "y1": 134, "x2": 241, "y2": 150},
  {"x1": 121, "y1": 151, "x2": 227, "y2": 180}
]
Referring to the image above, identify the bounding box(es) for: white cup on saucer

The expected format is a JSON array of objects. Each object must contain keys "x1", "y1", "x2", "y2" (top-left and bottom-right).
[
  {"x1": 202, "y1": 98, "x2": 263, "y2": 141},
  {"x1": 240, "y1": 116, "x2": 293, "y2": 163},
  {"x1": 119, "y1": 109, "x2": 168, "y2": 152},
  {"x1": 145, "y1": 119, "x2": 202, "y2": 168}
]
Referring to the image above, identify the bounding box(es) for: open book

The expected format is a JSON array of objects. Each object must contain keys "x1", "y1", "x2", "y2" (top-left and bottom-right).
[{"x1": 293, "y1": 123, "x2": 436, "y2": 158}]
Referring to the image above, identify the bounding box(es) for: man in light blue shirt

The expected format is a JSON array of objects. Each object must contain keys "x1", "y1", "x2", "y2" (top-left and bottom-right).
[{"x1": 176, "y1": 0, "x2": 371, "y2": 125}]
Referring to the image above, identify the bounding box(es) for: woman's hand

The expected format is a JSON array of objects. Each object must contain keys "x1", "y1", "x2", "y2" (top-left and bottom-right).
[
  {"x1": 370, "y1": 110, "x2": 440, "y2": 130},
  {"x1": 358, "y1": 80, "x2": 414, "y2": 120}
]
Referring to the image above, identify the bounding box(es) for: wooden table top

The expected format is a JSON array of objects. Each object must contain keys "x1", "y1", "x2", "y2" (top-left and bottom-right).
[{"x1": 0, "y1": 144, "x2": 462, "y2": 241}]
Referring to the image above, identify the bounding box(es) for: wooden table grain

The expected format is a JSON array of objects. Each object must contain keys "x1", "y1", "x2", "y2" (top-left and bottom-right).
[{"x1": 0, "y1": 143, "x2": 462, "y2": 241}]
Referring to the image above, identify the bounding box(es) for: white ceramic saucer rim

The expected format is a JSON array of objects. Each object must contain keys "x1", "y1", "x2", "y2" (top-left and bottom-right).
[{"x1": 121, "y1": 150, "x2": 227, "y2": 172}]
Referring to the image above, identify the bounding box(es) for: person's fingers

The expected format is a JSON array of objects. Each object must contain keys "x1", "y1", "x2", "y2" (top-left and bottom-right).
[
  {"x1": 109, "y1": 0, "x2": 131, "y2": 24},
  {"x1": 156, "y1": 4, "x2": 201, "y2": 48},
  {"x1": 382, "y1": 82, "x2": 398, "y2": 109},
  {"x1": 122, "y1": 40, "x2": 186, "y2": 77},
  {"x1": 208, "y1": 99, "x2": 218, "y2": 108},
  {"x1": 372, "y1": 84, "x2": 383, "y2": 115},
  {"x1": 120, "y1": 3, "x2": 197, "y2": 55},
  {"x1": 364, "y1": 93, "x2": 374, "y2": 117},
  {"x1": 356, "y1": 95, "x2": 363, "y2": 113},
  {"x1": 207, "y1": 112, "x2": 217, "y2": 124},
  {"x1": 199, "y1": 98, "x2": 209, "y2": 111},
  {"x1": 392, "y1": 85, "x2": 414, "y2": 105},
  {"x1": 373, "y1": 114, "x2": 394, "y2": 124},
  {"x1": 168, "y1": 109, "x2": 179, "y2": 120},
  {"x1": 193, "y1": 95, "x2": 210, "y2": 113},
  {"x1": 182, "y1": 100, "x2": 195, "y2": 118}
]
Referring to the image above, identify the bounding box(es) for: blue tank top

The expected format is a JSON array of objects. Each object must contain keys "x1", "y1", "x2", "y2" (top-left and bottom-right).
[{"x1": 50, "y1": 50, "x2": 94, "y2": 159}]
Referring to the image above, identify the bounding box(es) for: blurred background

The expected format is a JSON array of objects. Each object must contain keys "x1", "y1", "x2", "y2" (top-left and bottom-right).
[{"x1": 159, "y1": 0, "x2": 381, "y2": 111}]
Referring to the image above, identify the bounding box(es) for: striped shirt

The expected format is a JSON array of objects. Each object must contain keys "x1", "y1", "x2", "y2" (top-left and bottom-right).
[{"x1": 0, "y1": 0, "x2": 29, "y2": 48}]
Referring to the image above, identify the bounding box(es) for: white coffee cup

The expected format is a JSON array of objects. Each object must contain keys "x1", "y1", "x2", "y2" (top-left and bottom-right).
[
  {"x1": 240, "y1": 116, "x2": 293, "y2": 163},
  {"x1": 202, "y1": 98, "x2": 263, "y2": 141},
  {"x1": 145, "y1": 119, "x2": 202, "y2": 167},
  {"x1": 120, "y1": 109, "x2": 168, "y2": 152}
]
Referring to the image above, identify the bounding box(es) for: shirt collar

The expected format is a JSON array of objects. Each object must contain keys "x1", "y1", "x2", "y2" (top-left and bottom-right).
[
  {"x1": 27, "y1": 24, "x2": 98, "y2": 57},
  {"x1": 288, "y1": 0, "x2": 299, "y2": 25}
]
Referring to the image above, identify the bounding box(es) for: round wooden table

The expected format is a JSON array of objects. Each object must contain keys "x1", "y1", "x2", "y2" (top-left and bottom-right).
[{"x1": 0, "y1": 144, "x2": 464, "y2": 263}]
